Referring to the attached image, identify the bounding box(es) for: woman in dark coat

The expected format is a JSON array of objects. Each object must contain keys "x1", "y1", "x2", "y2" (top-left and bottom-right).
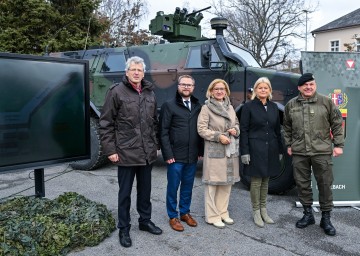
[{"x1": 240, "y1": 77, "x2": 283, "y2": 228}]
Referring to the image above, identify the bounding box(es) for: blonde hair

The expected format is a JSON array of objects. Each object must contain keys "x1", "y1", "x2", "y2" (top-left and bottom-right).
[
  {"x1": 206, "y1": 79, "x2": 230, "y2": 99},
  {"x1": 251, "y1": 77, "x2": 273, "y2": 100}
]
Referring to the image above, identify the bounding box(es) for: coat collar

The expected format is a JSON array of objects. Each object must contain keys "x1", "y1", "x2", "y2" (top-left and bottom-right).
[
  {"x1": 253, "y1": 97, "x2": 269, "y2": 106},
  {"x1": 122, "y1": 76, "x2": 153, "y2": 92},
  {"x1": 296, "y1": 91, "x2": 318, "y2": 103},
  {"x1": 205, "y1": 96, "x2": 231, "y2": 121},
  {"x1": 175, "y1": 90, "x2": 199, "y2": 105}
]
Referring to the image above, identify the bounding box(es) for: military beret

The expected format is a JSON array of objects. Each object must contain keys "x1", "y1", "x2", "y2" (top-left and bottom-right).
[{"x1": 298, "y1": 73, "x2": 315, "y2": 86}]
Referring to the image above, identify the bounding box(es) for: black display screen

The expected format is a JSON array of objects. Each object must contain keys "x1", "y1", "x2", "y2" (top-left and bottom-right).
[{"x1": 0, "y1": 53, "x2": 90, "y2": 172}]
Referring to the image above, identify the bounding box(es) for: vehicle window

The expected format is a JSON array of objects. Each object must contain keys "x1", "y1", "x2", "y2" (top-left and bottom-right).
[
  {"x1": 210, "y1": 45, "x2": 223, "y2": 68},
  {"x1": 211, "y1": 46, "x2": 220, "y2": 62},
  {"x1": 227, "y1": 43, "x2": 260, "y2": 67},
  {"x1": 185, "y1": 46, "x2": 202, "y2": 68},
  {"x1": 101, "y1": 53, "x2": 126, "y2": 72}
]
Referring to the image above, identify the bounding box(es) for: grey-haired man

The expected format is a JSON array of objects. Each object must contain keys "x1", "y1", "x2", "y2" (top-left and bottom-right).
[{"x1": 99, "y1": 56, "x2": 162, "y2": 247}]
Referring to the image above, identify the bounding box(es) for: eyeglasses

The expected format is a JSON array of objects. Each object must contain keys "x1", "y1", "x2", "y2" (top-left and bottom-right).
[
  {"x1": 179, "y1": 83, "x2": 194, "y2": 88},
  {"x1": 213, "y1": 87, "x2": 226, "y2": 91},
  {"x1": 128, "y1": 68, "x2": 144, "y2": 73}
]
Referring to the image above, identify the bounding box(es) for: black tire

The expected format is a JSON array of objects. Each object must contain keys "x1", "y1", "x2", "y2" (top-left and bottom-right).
[
  {"x1": 70, "y1": 117, "x2": 109, "y2": 170},
  {"x1": 240, "y1": 126, "x2": 295, "y2": 194}
]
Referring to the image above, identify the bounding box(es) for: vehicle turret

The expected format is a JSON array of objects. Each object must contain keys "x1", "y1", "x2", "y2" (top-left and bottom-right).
[{"x1": 149, "y1": 6, "x2": 211, "y2": 42}]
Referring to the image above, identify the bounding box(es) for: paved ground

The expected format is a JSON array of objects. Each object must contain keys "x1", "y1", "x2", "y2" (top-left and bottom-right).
[{"x1": 1, "y1": 156, "x2": 360, "y2": 256}]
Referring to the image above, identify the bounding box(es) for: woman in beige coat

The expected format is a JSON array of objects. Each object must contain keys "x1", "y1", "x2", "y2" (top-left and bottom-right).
[{"x1": 197, "y1": 79, "x2": 240, "y2": 229}]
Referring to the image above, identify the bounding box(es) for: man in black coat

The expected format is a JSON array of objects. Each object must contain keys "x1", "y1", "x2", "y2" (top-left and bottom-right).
[{"x1": 159, "y1": 75, "x2": 203, "y2": 232}]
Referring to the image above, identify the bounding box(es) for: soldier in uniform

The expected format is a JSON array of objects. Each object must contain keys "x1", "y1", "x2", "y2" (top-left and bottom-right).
[{"x1": 283, "y1": 73, "x2": 344, "y2": 236}]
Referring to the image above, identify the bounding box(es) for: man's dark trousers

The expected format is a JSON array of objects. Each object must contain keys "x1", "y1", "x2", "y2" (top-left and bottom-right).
[
  {"x1": 117, "y1": 164, "x2": 152, "y2": 230},
  {"x1": 292, "y1": 154, "x2": 334, "y2": 211}
]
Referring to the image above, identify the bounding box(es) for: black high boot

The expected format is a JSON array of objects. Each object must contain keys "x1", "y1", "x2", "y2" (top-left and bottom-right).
[
  {"x1": 320, "y1": 211, "x2": 336, "y2": 236},
  {"x1": 296, "y1": 206, "x2": 315, "y2": 228}
]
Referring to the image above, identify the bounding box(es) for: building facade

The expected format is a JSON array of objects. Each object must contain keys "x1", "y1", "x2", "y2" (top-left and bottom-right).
[{"x1": 311, "y1": 8, "x2": 360, "y2": 52}]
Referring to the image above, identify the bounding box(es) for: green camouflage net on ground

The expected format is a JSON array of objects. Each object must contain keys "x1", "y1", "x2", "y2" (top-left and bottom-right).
[{"x1": 0, "y1": 192, "x2": 116, "y2": 255}]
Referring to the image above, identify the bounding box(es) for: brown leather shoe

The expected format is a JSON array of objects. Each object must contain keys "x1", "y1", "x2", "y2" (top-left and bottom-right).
[
  {"x1": 180, "y1": 214, "x2": 198, "y2": 227},
  {"x1": 169, "y1": 218, "x2": 184, "y2": 232}
]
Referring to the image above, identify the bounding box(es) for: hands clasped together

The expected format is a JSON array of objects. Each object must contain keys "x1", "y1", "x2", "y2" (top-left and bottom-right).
[{"x1": 219, "y1": 128, "x2": 237, "y2": 145}]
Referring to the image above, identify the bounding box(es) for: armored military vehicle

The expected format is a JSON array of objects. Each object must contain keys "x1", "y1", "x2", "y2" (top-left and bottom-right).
[{"x1": 50, "y1": 7, "x2": 300, "y2": 194}]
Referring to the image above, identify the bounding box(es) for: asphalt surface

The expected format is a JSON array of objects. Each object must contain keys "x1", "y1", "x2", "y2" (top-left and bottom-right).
[{"x1": 1, "y1": 156, "x2": 360, "y2": 256}]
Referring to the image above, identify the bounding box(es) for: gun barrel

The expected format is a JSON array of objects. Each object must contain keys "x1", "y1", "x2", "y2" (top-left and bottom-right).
[{"x1": 185, "y1": 6, "x2": 211, "y2": 17}]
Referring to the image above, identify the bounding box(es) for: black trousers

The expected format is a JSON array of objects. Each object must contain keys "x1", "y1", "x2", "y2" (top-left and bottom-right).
[
  {"x1": 292, "y1": 154, "x2": 334, "y2": 211},
  {"x1": 117, "y1": 164, "x2": 152, "y2": 229}
]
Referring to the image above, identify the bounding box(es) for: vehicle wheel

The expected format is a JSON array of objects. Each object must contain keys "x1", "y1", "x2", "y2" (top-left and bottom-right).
[
  {"x1": 70, "y1": 117, "x2": 109, "y2": 170},
  {"x1": 240, "y1": 126, "x2": 295, "y2": 194}
]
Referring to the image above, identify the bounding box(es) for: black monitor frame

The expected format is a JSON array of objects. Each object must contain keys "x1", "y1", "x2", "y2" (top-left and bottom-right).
[{"x1": 0, "y1": 52, "x2": 90, "y2": 173}]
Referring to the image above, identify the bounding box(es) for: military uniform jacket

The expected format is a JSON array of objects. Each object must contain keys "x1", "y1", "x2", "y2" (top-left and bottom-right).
[
  {"x1": 159, "y1": 91, "x2": 203, "y2": 163},
  {"x1": 283, "y1": 92, "x2": 344, "y2": 156},
  {"x1": 99, "y1": 76, "x2": 159, "y2": 166},
  {"x1": 240, "y1": 98, "x2": 283, "y2": 177}
]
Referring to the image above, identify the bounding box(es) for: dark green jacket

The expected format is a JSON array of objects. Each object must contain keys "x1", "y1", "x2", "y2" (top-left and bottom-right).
[{"x1": 283, "y1": 92, "x2": 344, "y2": 156}]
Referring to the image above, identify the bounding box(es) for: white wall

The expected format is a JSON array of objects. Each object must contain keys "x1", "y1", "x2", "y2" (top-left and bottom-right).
[{"x1": 313, "y1": 27, "x2": 360, "y2": 51}]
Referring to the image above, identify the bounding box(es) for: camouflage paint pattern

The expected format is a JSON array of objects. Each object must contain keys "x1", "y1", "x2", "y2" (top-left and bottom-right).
[{"x1": 49, "y1": 9, "x2": 301, "y2": 193}]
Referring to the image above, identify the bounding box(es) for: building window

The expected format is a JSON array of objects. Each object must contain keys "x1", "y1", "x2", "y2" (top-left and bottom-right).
[
  {"x1": 330, "y1": 40, "x2": 339, "y2": 52},
  {"x1": 356, "y1": 39, "x2": 360, "y2": 52}
]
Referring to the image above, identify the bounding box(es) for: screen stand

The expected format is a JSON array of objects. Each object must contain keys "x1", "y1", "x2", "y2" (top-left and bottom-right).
[{"x1": 34, "y1": 168, "x2": 45, "y2": 198}]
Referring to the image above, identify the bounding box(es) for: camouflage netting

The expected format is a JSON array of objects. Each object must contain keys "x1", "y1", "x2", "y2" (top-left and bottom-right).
[{"x1": 0, "y1": 192, "x2": 116, "y2": 256}]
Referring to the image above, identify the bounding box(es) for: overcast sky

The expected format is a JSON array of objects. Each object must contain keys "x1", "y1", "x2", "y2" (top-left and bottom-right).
[{"x1": 140, "y1": 0, "x2": 360, "y2": 51}]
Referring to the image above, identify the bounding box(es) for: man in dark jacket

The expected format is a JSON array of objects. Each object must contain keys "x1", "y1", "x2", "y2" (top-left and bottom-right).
[
  {"x1": 283, "y1": 73, "x2": 344, "y2": 236},
  {"x1": 99, "y1": 56, "x2": 162, "y2": 248},
  {"x1": 159, "y1": 75, "x2": 203, "y2": 232}
]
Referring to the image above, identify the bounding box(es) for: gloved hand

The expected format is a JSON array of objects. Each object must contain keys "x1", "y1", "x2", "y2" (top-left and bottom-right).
[
  {"x1": 279, "y1": 154, "x2": 283, "y2": 161},
  {"x1": 241, "y1": 154, "x2": 250, "y2": 165}
]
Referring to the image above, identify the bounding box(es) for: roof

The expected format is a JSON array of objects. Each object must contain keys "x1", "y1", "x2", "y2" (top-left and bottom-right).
[{"x1": 311, "y1": 8, "x2": 360, "y2": 34}]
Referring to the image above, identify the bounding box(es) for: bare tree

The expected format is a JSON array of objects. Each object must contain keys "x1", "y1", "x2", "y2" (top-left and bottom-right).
[
  {"x1": 98, "y1": 0, "x2": 154, "y2": 46},
  {"x1": 210, "y1": 0, "x2": 317, "y2": 68}
]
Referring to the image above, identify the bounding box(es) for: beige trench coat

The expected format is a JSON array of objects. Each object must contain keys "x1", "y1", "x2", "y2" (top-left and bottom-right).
[{"x1": 197, "y1": 97, "x2": 240, "y2": 185}]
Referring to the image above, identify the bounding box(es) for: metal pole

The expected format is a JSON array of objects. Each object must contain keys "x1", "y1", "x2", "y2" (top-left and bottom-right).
[
  {"x1": 305, "y1": 11, "x2": 308, "y2": 51},
  {"x1": 34, "y1": 168, "x2": 45, "y2": 198},
  {"x1": 303, "y1": 10, "x2": 309, "y2": 51}
]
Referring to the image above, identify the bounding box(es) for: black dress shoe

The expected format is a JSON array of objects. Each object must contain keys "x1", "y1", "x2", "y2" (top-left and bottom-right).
[
  {"x1": 139, "y1": 221, "x2": 162, "y2": 235},
  {"x1": 119, "y1": 230, "x2": 132, "y2": 247}
]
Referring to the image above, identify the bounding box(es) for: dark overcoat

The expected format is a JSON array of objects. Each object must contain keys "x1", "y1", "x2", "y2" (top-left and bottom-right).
[
  {"x1": 240, "y1": 98, "x2": 283, "y2": 177},
  {"x1": 99, "y1": 76, "x2": 159, "y2": 166},
  {"x1": 159, "y1": 91, "x2": 203, "y2": 163}
]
